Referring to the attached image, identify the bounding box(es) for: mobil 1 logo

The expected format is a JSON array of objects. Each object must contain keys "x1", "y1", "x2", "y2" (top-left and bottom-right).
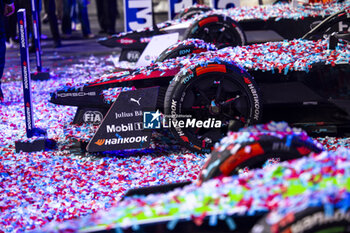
[{"x1": 87, "y1": 87, "x2": 159, "y2": 152}]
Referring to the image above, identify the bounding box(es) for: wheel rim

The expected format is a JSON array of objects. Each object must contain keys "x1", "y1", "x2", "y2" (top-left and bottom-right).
[
  {"x1": 178, "y1": 73, "x2": 252, "y2": 148},
  {"x1": 193, "y1": 22, "x2": 241, "y2": 47},
  {"x1": 183, "y1": 11, "x2": 205, "y2": 20}
]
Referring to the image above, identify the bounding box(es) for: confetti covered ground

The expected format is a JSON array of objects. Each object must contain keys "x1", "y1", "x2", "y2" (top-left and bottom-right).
[
  {"x1": 0, "y1": 50, "x2": 349, "y2": 232},
  {"x1": 0, "y1": 53, "x2": 207, "y2": 233},
  {"x1": 34, "y1": 145, "x2": 350, "y2": 233},
  {"x1": 1, "y1": 15, "x2": 350, "y2": 233}
]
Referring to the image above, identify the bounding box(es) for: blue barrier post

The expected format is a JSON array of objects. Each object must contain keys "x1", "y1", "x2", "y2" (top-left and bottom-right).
[
  {"x1": 18, "y1": 9, "x2": 36, "y2": 138},
  {"x1": 15, "y1": 9, "x2": 56, "y2": 153},
  {"x1": 31, "y1": 0, "x2": 42, "y2": 72},
  {"x1": 30, "y1": 0, "x2": 50, "y2": 80}
]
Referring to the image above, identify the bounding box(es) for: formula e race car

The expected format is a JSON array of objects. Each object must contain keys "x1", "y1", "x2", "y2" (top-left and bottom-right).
[
  {"x1": 33, "y1": 124, "x2": 350, "y2": 233},
  {"x1": 98, "y1": 1, "x2": 350, "y2": 62},
  {"x1": 50, "y1": 13, "x2": 350, "y2": 154}
]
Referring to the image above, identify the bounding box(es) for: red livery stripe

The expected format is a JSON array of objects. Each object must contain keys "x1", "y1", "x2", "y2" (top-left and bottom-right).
[{"x1": 196, "y1": 64, "x2": 226, "y2": 76}]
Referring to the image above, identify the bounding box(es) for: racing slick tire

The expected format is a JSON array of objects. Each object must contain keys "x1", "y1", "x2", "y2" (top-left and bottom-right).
[
  {"x1": 273, "y1": 0, "x2": 290, "y2": 4},
  {"x1": 174, "y1": 5, "x2": 212, "y2": 20},
  {"x1": 164, "y1": 61, "x2": 262, "y2": 153},
  {"x1": 174, "y1": 5, "x2": 213, "y2": 20},
  {"x1": 155, "y1": 39, "x2": 217, "y2": 62},
  {"x1": 251, "y1": 206, "x2": 350, "y2": 233},
  {"x1": 184, "y1": 14, "x2": 247, "y2": 48},
  {"x1": 199, "y1": 125, "x2": 324, "y2": 183}
]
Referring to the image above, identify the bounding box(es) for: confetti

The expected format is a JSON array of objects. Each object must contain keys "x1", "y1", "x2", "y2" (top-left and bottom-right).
[
  {"x1": 1, "y1": 5, "x2": 350, "y2": 232},
  {"x1": 0, "y1": 55, "x2": 205, "y2": 233},
  {"x1": 34, "y1": 148, "x2": 350, "y2": 232}
]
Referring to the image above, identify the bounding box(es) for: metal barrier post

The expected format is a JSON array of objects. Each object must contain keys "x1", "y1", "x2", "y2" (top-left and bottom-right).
[{"x1": 15, "y1": 9, "x2": 56, "y2": 153}]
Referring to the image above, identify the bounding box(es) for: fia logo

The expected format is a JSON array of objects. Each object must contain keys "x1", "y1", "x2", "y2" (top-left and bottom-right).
[
  {"x1": 143, "y1": 110, "x2": 161, "y2": 129},
  {"x1": 83, "y1": 111, "x2": 103, "y2": 125},
  {"x1": 130, "y1": 97, "x2": 141, "y2": 106},
  {"x1": 126, "y1": 50, "x2": 140, "y2": 62}
]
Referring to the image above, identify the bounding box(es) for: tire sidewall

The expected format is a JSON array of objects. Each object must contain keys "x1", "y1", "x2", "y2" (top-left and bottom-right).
[
  {"x1": 252, "y1": 206, "x2": 350, "y2": 233},
  {"x1": 179, "y1": 9, "x2": 209, "y2": 20},
  {"x1": 164, "y1": 62, "x2": 262, "y2": 153},
  {"x1": 200, "y1": 133, "x2": 323, "y2": 182},
  {"x1": 174, "y1": 6, "x2": 212, "y2": 20},
  {"x1": 185, "y1": 14, "x2": 247, "y2": 47}
]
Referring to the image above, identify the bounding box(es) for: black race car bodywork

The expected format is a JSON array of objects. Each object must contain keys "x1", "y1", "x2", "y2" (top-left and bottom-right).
[
  {"x1": 98, "y1": 2, "x2": 350, "y2": 62},
  {"x1": 35, "y1": 126, "x2": 350, "y2": 233},
  {"x1": 51, "y1": 11, "x2": 350, "y2": 153}
]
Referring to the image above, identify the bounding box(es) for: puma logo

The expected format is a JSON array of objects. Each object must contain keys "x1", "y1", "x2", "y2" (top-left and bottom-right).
[{"x1": 130, "y1": 97, "x2": 141, "y2": 106}]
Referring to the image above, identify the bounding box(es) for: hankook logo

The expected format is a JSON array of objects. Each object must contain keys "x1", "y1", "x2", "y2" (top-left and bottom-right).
[
  {"x1": 95, "y1": 139, "x2": 105, "y2": 146},
  {"x1": 23, "y1": 62, "x2": 29, "y2": 89},
  {"x1": 95, "y1": 136, "x2": 148, "y2": 145},
  {"x1": 19, "y1": 22, "x2": 25, "y2": 48},
  {"x1": 245, "y1": 81, "x2": 260, "y2": 121},
  {"x1": 291, "y1": 210, "x2": 350, "y2": 233}
]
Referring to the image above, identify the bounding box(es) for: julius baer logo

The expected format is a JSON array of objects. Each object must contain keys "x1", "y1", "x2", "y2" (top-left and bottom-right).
[{"x1": 143, "y1": 101, "x2": 222, "y2": 130}]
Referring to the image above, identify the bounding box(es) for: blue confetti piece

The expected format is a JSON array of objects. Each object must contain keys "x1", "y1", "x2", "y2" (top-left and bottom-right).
[
  {"x1": 219, "y1": 213, "x2": 226, "y2": 220},
  {"x1": 324, "y1": 203, "x2": 334, "y2": 217},
  {"x1": 115, "y1": 226, "x2": 123, "y2": 233},
  {"x1": 248, "y1": 208, "x2": 256, "y2": 216},
  {"x1": 340, "y1": 193, "x2": 350, "y2": 213},
  {"x1": 131, "y1": 223, "x2": 140, "y2": 231},
  {"x1": 225, "y1": 217, "x2": 236, "y2": 230},
  {"x1": 286, "y1": 135, "x2": 293, "y2": 148},
  {"x1": 167, "y1": 218, "x2": 179, "y2": 230},
  {"x1": 0, "y1": 172, "x2": 9, "y2": 177},
  {"x1": 209, "y1": 214, "x2": 217, "y2": 226}
]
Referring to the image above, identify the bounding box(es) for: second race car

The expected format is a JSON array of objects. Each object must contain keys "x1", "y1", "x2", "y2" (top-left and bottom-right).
[
  {"x1": 98, "y1": 1, "x2": 350, "y2": 62},
  {"x1": 51, "y1": 13, "x2": 350, "y2": 153}
]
